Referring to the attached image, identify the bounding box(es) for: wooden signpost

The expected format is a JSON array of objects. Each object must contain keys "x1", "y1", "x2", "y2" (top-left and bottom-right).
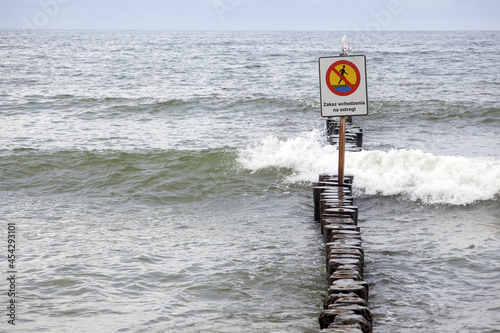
[{"x1": 318, "y1": 36, "x2": 368, "y2": 184}]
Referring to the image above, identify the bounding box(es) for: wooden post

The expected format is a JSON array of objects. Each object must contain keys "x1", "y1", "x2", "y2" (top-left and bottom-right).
[{"x1": 338, "y1": 116, "x2": 346, "y2": 184}]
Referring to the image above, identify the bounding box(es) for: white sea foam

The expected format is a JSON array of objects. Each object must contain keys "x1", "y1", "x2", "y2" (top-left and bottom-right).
[{"x1": 238, "y1": 131, "x2": 500, "y2": 205}]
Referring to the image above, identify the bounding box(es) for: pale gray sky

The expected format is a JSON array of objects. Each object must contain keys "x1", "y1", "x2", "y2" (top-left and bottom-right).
[{"x1": 1, "y1": 0, "x2": 499, "y2": 31}]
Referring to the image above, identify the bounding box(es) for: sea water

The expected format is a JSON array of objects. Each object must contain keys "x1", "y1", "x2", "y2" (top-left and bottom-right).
[{"x1": 0, "y1": 30, "x2": 499, "y2": 332}]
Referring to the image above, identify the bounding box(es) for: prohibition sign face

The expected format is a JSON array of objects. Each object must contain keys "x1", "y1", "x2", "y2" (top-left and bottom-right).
[{"x1": 326, "y1": 60, "x2": 361, "y2": 96}]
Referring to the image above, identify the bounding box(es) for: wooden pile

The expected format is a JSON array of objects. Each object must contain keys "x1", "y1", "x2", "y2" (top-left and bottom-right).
[{"x1": 314, "y1": 174, "x2": 372, "y2": 333}]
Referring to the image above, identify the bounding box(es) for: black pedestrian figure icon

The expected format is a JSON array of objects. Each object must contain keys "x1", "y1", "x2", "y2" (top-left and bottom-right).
[{"x1": 338, "y1": 65, "x2": 348, "y2": 84}]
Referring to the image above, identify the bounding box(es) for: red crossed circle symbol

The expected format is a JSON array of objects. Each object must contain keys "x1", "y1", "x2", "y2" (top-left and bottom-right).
[{"x1": 326, "y1": 60, "x2": 361, "y2": 96}]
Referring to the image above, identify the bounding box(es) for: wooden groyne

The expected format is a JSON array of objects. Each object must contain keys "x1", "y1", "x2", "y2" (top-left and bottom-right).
[
  {"x1": 314, "y1": 118, "x2": 372, "y2": 333},
  {"x1": 326, "y1": 117, "x2": 363, "y2": 151}
]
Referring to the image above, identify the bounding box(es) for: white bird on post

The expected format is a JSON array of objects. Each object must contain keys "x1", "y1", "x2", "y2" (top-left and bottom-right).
[{"x1": 340, "y1": 35, "x2": 350, "y2": 56}]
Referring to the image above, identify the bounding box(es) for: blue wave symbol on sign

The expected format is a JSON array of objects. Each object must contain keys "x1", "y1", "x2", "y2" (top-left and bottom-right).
[{"x1": 334, "y1": 86, "x2": 351, "y2": 92}]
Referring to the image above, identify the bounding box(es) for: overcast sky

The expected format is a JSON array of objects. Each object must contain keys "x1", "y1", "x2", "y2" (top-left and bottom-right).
[{"x1": 1, "y1": 0, "x2": 499, "y2": 31}]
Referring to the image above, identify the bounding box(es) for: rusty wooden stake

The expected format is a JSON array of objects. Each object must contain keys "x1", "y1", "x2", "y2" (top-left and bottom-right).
[{"x1": 338, "y1": 116, "x2": 346, "y2": 184}]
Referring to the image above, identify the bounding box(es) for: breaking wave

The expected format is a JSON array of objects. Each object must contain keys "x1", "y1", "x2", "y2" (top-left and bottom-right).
[{"x1": 238, "y1": 130, "x2": 500, "y2": 205}]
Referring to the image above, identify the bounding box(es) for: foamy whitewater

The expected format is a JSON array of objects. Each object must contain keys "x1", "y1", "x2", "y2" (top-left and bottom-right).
[
  {"x1": 238, "y1": 130, "x2": 500, "y2": 205},
  {"x1": 1, "y1": 30, "x2": 499, "y2": 332}
]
